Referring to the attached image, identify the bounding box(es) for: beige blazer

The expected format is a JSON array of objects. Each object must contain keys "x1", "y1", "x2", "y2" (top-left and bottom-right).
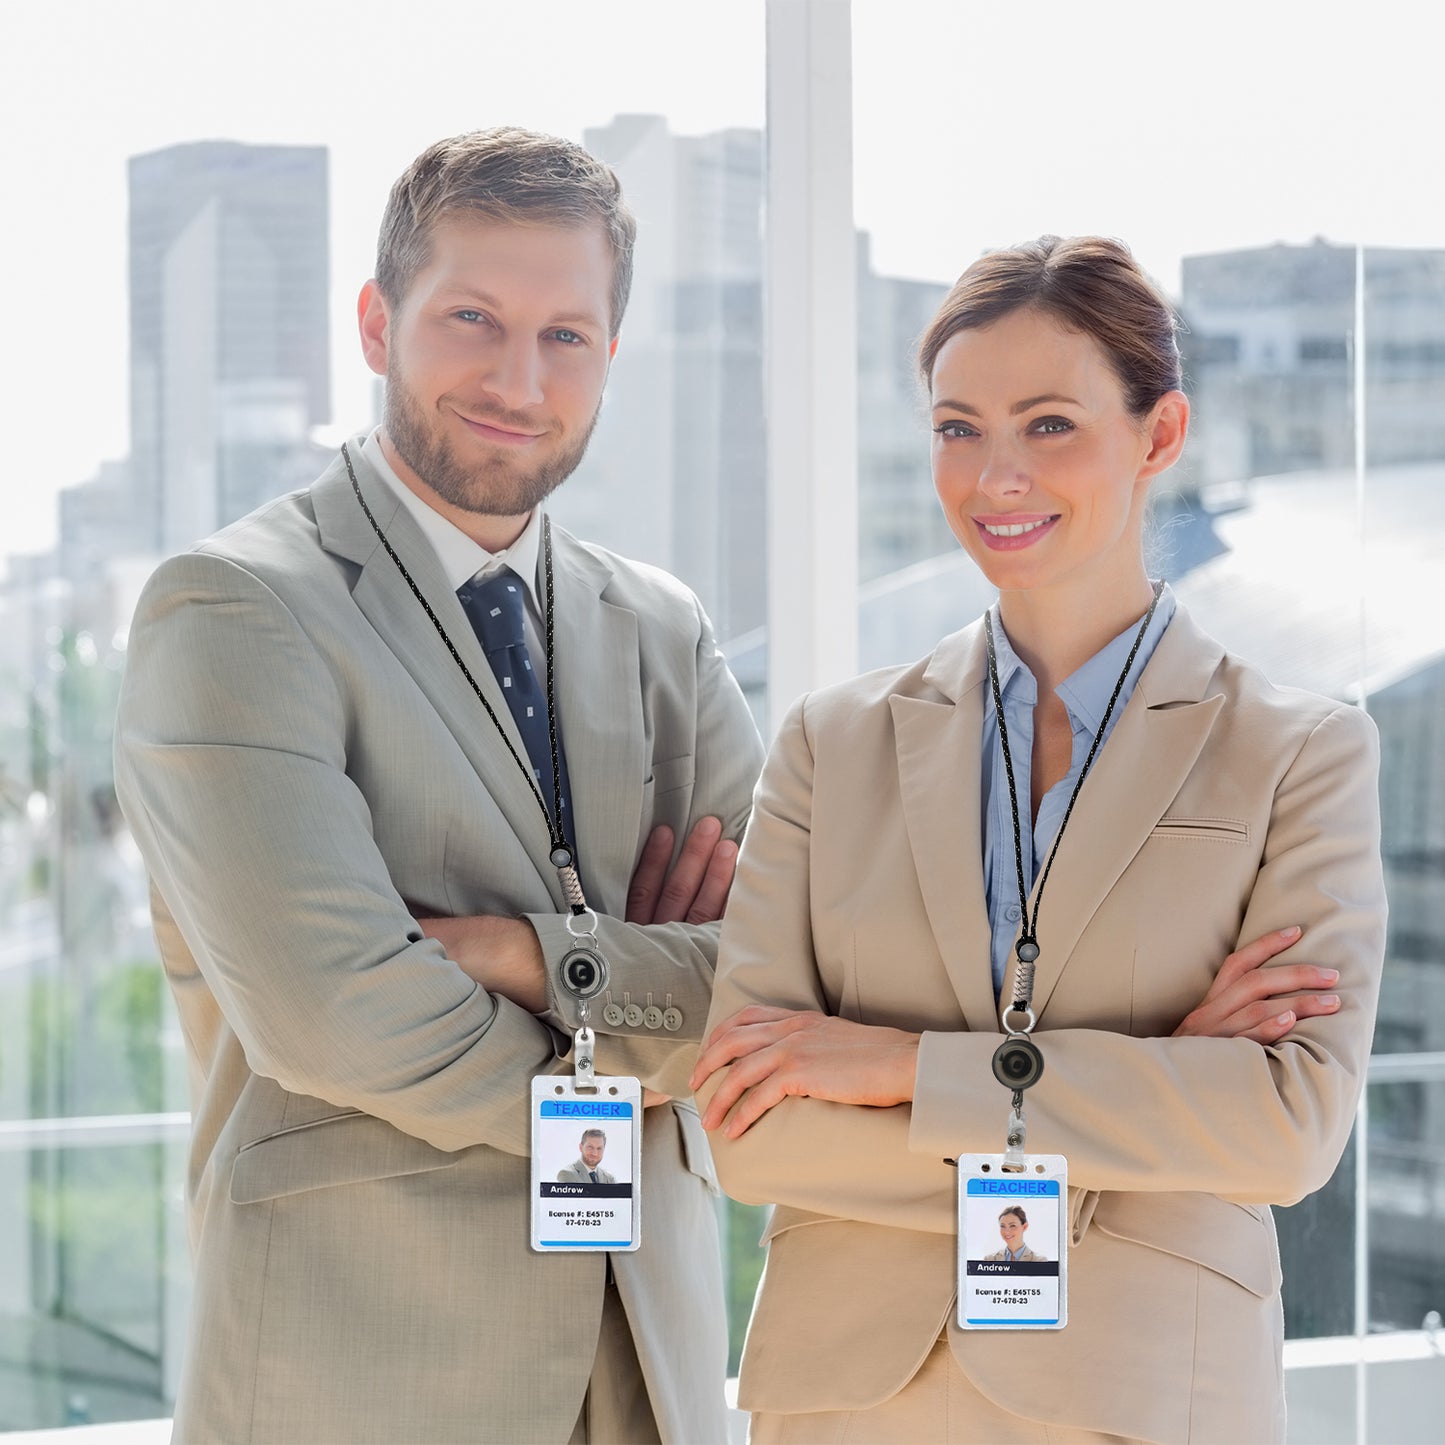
[
  {"x1": 703, "y1": 604, "x2": 1386, "y2": 1445},
  {"x1": 114, "y1": 441, "x2": 763, "y2": 1444}
]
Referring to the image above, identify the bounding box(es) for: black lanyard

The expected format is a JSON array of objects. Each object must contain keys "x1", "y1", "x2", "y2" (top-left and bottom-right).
[
  {"x1": 341, "y1": 442, "x2": 585, "y2": 907},
  {"x1": 984, "y1": 580, "x2": 1165, "y2": 1029}
]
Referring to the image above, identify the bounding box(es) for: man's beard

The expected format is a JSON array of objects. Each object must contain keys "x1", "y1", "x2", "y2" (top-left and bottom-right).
[{"x1": 384, "y1": 368, "x2": 599, "y2": 517}]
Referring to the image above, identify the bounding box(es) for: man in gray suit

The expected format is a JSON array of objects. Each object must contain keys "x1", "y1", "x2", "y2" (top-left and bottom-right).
[
  {"x1": 114, "y1": 127, "x2": 763, "y2": 1444},
  {"x1": 559, "y1": 1129, "x2": 618, "y2": 1185}
]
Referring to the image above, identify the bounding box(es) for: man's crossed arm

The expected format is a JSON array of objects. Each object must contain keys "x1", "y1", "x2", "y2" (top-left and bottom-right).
[{"x1": 413, "y1": 816, "x2": 738, "y2": 1014}]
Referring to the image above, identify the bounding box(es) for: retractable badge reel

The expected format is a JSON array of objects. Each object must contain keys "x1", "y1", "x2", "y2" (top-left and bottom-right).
[
  {"x1": 956, "y1": 944, "x2": 1067, "y2": 1331},
  {"x1": 530, "y1": 884, "x2": 643, "y2": 1254}
]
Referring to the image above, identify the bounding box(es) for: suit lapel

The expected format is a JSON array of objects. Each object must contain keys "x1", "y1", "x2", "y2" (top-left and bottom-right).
[
  {"x1": 888, "y1": 607, "x2": 1229, "y2": 1031},
  {"x1": 1025, "y1": 609, "x2": 1228, "y2": 1019},
  {"x1": 311, "y1": 443, "x2": 565, "y2": 907},
  {"x1": 890, "y1": 623, "x2": 999, "y2": 1034},
  {"x1": 547, "y1": 529, "x2": 645, "y2": 918}
]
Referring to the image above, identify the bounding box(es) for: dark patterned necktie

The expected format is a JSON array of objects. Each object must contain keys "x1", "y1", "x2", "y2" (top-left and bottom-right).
[{"x1": 458, "y1": 568, "x2": 574, "y2": 840}]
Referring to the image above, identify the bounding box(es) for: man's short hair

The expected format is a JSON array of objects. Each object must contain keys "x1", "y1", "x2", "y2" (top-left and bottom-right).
[
  {"x1": 580, "y1": 1128, "x2": 607, "y2": 1143},
  {"x1": 375, "y1": 127, "x2": 636, "y2": 336}
]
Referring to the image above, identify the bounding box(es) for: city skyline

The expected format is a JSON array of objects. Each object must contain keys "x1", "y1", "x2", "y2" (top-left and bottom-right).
[{"x1": 5, "y1": 0, "x2": 1438, "y2": 563}]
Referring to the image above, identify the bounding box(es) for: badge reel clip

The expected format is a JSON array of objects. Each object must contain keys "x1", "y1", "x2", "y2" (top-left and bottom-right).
[
  {"x1": 530, "y1": 897, "x2": 644, "y2": 1254},
  {"x1": 559, "y1": 901, "x2": 609, "y2": 1093},
  {"x1": 992, "y1": 942, "x2": 1045, "y2": 1172}
]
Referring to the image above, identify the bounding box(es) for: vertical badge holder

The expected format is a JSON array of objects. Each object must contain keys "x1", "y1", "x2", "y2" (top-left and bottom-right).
[
  {"x1": 956, "y1": 1150, "x2": 1068, "y2": 1330},
  {"x1": 957, "y1": 980, "x2": 1068, "y2": 1329},
  {"x1": 530, "y1": 905, "x2": 642, "y2": 1252}
]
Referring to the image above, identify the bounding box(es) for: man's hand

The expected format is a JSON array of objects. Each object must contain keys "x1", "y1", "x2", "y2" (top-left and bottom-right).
[
  {"x1": 625, "y1": 818, "x2": 738, "y2": 1110},
  {"x1": 626, "y1": 816, "x2": 738, "y2": 926},
  {"x1": 413, "y1": 914, "x2": 548, "y2": 1014},
  {"x1": 1173, "y1": 926, "x2": 1340, "y2": 1044}
]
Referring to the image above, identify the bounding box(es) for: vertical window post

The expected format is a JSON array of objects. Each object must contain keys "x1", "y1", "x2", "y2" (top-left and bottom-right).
[{"x1": 764, "y1": 0, "x2": 858, "y2": 730}]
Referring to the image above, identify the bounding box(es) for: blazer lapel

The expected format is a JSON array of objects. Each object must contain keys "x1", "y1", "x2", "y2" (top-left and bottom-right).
[
  {"x1": 311, "y1": 442, "x2": 565, "y2": 907},
  {"x1": 546, "y1": 528, "x2": 646, "y2": 918},
  {"x1": 890, "y1": 623, "x2": 999, "y2": 1034},
  {"x1": 1026, "y1": 609, "x2": 1228, "y2": 1019}
]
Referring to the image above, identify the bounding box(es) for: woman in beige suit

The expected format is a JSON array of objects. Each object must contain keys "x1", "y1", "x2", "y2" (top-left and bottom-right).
[{"x1": 692, "y1": 237, "x2": 1386, "y2": 1444}]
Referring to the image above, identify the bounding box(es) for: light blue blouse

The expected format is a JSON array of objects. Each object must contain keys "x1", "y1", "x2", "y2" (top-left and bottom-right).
[{"x1": 982, "y1": 586, "x2": 1178, "y2": 996}]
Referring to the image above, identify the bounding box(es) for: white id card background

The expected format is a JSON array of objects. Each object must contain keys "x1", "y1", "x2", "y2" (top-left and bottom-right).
[
  {"x1": 530, "y1": 1076, "x2": 642, "y2": 1252},
  {"x1": 956, "y1": 1153, "x2": 1068, "y2": 1330}
]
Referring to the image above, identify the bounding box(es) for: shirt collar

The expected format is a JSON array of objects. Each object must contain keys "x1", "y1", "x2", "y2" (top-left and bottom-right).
[
  {"x1": 988, "y1": 584, "x2": 1177, "y2": 732},
  {"x1": 985, "y1": 604, "x2": 1037, "y2": 708},
  {"x1": 362, "y1": 427, "x2": 544, "y2": 611},
  {"x1": 1055, "y1": 585, "x2": 1177, "y2": 735}
]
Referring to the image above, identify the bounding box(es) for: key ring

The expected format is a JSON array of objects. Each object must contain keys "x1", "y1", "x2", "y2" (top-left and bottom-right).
[
  {"x1": 999, "y1": 1001, "x2": 1037, "y2": 1035},
  {"x1": 565, "y1": 906, "x2": 600, "y2": 940}
]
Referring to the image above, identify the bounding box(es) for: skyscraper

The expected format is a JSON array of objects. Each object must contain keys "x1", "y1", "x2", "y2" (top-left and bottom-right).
[
  {"x1": 572, "y1": 115, "x2": 767, "y2": 644},
  {"x1": 127, "y1": 141, "x2": 330, "y2": 555}
]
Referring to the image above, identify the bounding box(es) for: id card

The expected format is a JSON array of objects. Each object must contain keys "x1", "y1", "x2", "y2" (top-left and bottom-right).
[
  {"x1": 530, "y1": 1075, "x2": 642, "y2": 1252},
  {"x1": 956, "y1": 1153, "x2": 1067, "y2": 1329}
]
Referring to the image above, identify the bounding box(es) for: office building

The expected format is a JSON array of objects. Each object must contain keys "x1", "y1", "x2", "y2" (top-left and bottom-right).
[{"x1": 128, "y1": 141, "x2": 330, "y2": 555}]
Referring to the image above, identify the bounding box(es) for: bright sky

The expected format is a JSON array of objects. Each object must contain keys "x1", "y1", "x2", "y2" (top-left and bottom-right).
[{"x1": 3, "y1": 0, "x2": 1437, "y2": 560}]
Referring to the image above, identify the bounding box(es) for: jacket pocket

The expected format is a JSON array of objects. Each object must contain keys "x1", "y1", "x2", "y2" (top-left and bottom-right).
[
  {"x1": 1069, "y1": 1186, "x2": 1101, "y2": 1245},
  {"x1": 229, "y1": 1110, "x2": 462, "y2": 1204},
  {"x1": 759, "y1": 1203, "x2": 835, "y2": 1245},
  {"x1": 646, "y1": 753, "x2": 695, "y2": 797},
  {"x1": 1149, "y1": 815, "x2": 1250, "y2": 843},
  {"x1": 1091, "y1": 1191, "x2": 1280, "y2": 1298},
  {"x1": 671, "y1": 1099, "x2": 720, "y2": 1194}
]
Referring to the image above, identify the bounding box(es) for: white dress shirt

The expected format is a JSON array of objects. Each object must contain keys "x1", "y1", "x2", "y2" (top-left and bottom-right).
[{"x1": 362, "y1": 428, "x2": 547, "y2": 657}]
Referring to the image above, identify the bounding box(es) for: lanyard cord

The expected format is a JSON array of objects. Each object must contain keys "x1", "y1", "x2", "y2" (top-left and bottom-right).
[
  {"x1": 984, "y1": 580, "x2": 1165, "y2": 1021},
  {"x1": 342, "y1": 444, "x2": 585, "y2": 908}
]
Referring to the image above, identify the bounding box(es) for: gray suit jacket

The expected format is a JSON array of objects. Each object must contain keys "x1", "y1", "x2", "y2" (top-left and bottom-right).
[
  {"x1": 558, "y1": 1160, "x2": 618, "y2": 1185},
  {"x1": 114, "y1": 440, "x2": 763, "y2": 1444}
]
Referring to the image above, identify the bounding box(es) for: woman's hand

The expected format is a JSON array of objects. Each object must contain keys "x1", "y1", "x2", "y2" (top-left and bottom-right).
[
  {"x1": 1173, "y1": 926, "x2": 1340, "y2": 1044},
  {"x1": 690, "y1": 1006, "x2": 920, "y2": 1138}
]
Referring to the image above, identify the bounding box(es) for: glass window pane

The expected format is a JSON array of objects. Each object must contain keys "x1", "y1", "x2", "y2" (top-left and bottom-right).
[
  {"x1": 1363, "y1": 246, "x2": 1445, "y2": 1059},
  {"x1": 1278, "y1": 1128, "x2": 1357, "y2": 1340},
  {"x1": 1369, "y1": 1075, "x2": 1445, "y2": 1333},
  {"x1": 0, "y1": 1136, "x2": 187, "y2": 1430}
]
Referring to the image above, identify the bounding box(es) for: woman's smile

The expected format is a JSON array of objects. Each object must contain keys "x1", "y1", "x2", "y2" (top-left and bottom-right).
[{"x1": 974, "y1": 513, "x2": 1059, "y2": 548}]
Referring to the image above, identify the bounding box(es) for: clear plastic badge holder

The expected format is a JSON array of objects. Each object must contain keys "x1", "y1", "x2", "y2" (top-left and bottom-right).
[
  {"x1": 531, "y1": 1073, "x2": 642, "y2": 1252},
  {"x1": 956, "y1": 1152, "x2": 1068, "y2": 1330}
]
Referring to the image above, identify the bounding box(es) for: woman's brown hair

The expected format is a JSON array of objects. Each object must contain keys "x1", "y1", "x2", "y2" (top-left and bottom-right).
[{"x1": 917, "y1": 236, "x2": 1181, "y2": 418}]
